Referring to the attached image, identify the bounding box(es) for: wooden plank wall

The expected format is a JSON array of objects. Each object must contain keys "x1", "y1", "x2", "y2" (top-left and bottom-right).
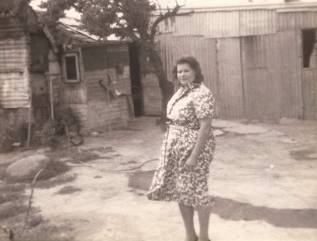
[
  {"x1": 85, "y1": 69, "x2": 110, "y2": 102},
  {"x1": 84, "y1": 68, "x2": 130, "y2": 130},
  {"x1": 87, "y1": 97, "x2": 129, "y2": 130}
]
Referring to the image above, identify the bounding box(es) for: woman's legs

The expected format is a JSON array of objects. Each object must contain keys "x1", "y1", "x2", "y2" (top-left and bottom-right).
[
  {"x1": 197, "y1": 206, "x2": 210, "y2": 241},
  {"x1": 178, "y1": 203, "x2": 197, "y2": 241}
]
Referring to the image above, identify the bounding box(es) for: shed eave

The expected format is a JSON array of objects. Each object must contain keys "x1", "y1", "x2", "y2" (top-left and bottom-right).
[
  {"x1": 78, "y1": 40, "x2": 132, "y2": 48},
  {"x1": 162, "y1": 2, "x2": 317, "y2": 13}
]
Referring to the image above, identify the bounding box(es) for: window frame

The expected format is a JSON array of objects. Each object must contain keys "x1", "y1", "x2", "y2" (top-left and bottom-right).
[{"x1": 62, "y1": 52, "x2": 81, "y2": 84}]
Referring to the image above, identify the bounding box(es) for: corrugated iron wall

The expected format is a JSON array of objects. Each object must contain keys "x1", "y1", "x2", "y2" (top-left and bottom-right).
[
  {"x1": 276, "y1": 30, "x2": 303, "y2": 118},
  {"x1": 217, "y1": 38, "x2": 244, "y2": 119},
  {"x1": 159, "y1": 34, "x2": 220, "y2": 115},
  {"x1": 161, "y1": 31, "x2": 303, "y2": 119},
  {"x1": 240, "y1": 9, "x2": 276, "y2": 36},
  {"x1": 302, "y1": 69, "x2": 317, "y2": 119},
  {"x1": 242, "y1": 34, "x2": 282, "y2": 120},
  {"x1": 0, "y1": 34, "x2": 30, "y2": 108},
  {"x1": 160, "y1": 9, "x2": 276, "y2": 38},
  {"x1": 278, "y1": 11, "x2": 317, "y2": 31},
  {"x1": 159, "y1": 32, "x2": 304, "y2": 120},
  {"x1": 157, "y1": 7, "x2": 317, "y2": 120}
]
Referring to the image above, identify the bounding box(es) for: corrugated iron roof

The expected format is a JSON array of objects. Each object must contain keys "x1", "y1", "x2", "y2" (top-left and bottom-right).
[{"x1": 57, "y1": 22, "x2": 99, "y2": 43}]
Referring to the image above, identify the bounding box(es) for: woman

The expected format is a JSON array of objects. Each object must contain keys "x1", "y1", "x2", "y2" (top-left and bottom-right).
[{"x1": 147, "y1": 56, "x2": 216, "y2": 241}]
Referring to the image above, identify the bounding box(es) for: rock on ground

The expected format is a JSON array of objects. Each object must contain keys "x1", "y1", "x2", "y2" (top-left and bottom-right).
[{"x1": 5, "y1": 154, "x2": 50, "y2": 182}]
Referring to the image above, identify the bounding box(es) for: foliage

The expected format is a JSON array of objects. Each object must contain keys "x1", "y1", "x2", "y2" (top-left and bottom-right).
[{"x1": 41, "y1": 0, "x2": 167, "y2": 40}]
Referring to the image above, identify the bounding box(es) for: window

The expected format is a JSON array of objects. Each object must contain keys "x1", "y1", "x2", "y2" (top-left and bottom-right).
[
  {"x1": 63, "y1": 53, "x2": 80, "y2": 83},
  {"x1": 302, "y1": 29, "x2": 316, "y2": 68}
]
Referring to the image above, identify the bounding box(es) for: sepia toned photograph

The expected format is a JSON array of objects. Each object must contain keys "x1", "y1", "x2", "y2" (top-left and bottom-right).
[{"x1": 0, "y1": 0, "x2": 316, "y2": 240}]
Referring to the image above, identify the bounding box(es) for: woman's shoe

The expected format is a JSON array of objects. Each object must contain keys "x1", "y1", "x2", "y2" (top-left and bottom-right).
[
  {"x1": 198, "y1": 238, "x2": 210, "y2": 241},
  {"x1": 186, "y1": 236, "x2": 198, "y2": 241}
]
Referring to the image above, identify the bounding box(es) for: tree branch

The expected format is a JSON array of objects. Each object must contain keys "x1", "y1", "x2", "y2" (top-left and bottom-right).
[{"x1": 150, "y1": 4, "x2": 182, "y2": 40}]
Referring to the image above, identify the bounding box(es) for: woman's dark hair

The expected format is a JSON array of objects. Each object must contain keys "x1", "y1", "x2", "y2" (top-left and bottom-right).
[{"x1": 172, "y1": 56, "x2": 204, "y2": 84}]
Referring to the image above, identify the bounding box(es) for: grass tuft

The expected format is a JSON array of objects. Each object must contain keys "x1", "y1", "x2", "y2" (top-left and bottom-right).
[{"x1": 0, "y1": 202, "x2": 28, "y2": 220}]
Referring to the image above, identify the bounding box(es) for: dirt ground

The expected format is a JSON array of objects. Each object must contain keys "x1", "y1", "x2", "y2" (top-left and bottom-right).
[{"x1": 1, "y1": 117, "x2": 317, "y2": 241}]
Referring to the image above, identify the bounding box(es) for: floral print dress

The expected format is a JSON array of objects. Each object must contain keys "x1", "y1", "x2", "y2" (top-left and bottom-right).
[{"x1": 147, "y1": 83, "x2": 216, "y2": 207}]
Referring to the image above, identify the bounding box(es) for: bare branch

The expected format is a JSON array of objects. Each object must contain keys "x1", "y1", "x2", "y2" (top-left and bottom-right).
[
  {"x1": 21, "y1": 168, "x2": 44, "y2": 234},
  {"x1": 150, "y1": 4, "x2": 182, "y2": 40}
]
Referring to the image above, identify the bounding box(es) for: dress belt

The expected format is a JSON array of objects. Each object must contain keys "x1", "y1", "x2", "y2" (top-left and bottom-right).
[{"x1": 166, "y1": 119, "x2": 200, "y2": 130}]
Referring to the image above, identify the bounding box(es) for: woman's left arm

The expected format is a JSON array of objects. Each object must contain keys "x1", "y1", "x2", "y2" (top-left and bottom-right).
[{"x1": 185, "y1": 117, "x2": 211, "y2": 167}]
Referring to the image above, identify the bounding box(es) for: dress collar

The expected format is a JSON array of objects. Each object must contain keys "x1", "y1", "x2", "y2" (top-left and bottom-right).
[
  {"x1": 180, "y1": 82, "x2": 200, "y2": 91},
  {"x1": 167, "y1": 82, "x2": 201, "y2": 116}
]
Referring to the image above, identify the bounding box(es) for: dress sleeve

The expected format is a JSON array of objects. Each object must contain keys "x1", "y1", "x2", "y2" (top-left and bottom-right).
[{"x1": 193, "y1": 90, "x2": 215, "y2": 119}]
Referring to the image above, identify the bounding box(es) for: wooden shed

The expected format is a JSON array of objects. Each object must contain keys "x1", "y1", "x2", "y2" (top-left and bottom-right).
[
  {"x1": 0, "y1": 2, "x2": 136, "y2": 146},
  {"x1": 59, "y1": 40, "x2": 134, "y2": 131},
  {"x1": 152, "y1": 2, "x2": 317, "y2": 121}
]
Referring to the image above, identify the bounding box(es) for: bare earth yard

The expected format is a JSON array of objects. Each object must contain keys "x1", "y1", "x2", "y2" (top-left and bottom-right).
[{"x1": 0, "y1": 117, "x2": 317, "y2": 241}]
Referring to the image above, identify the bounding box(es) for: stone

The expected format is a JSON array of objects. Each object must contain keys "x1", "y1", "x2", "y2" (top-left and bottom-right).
[
  {"x1": 5, "y1": 154, "x2": 50, "y2": 182},
  {"x1": 214, "y1": 129, "x2": 225, "y2": 137}
]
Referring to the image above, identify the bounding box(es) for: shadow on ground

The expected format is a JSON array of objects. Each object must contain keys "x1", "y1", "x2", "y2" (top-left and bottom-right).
[
  {"x1": 128, "y1": 170, "x2": 317, "y2": 229},
  {"x1": 290, "y1": 148, "x2": 317, "y2": 161},
  {"x1": 212, "y1": 196, "x2": 317, "y2": 229}
]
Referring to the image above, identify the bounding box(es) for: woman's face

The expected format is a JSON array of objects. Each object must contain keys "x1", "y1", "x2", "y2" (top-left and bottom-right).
[{"x1": 177, "y1": 63, "x2": 195, "y2": 86}]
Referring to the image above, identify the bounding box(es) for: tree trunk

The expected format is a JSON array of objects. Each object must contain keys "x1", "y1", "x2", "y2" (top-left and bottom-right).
[{"x1": 147, "y1": 47, "x2": 174, "y2": 121}]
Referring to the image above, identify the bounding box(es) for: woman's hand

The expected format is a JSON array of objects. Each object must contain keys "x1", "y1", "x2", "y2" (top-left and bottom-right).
[
  {"x1": 184, "y1": 117, "x2": 211, "y2": 170},
  {"x1": 185, "y1": 155, "x2": 197, "y2": 169}
]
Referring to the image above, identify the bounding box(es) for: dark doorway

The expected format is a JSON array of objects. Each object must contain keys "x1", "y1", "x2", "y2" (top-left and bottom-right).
[
  {"x1": 302, "y1": 29, "x2": 316, "y2": 68},
  {"x1": 129, "y1": 43, "x2": 144, "y2": 116}
]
